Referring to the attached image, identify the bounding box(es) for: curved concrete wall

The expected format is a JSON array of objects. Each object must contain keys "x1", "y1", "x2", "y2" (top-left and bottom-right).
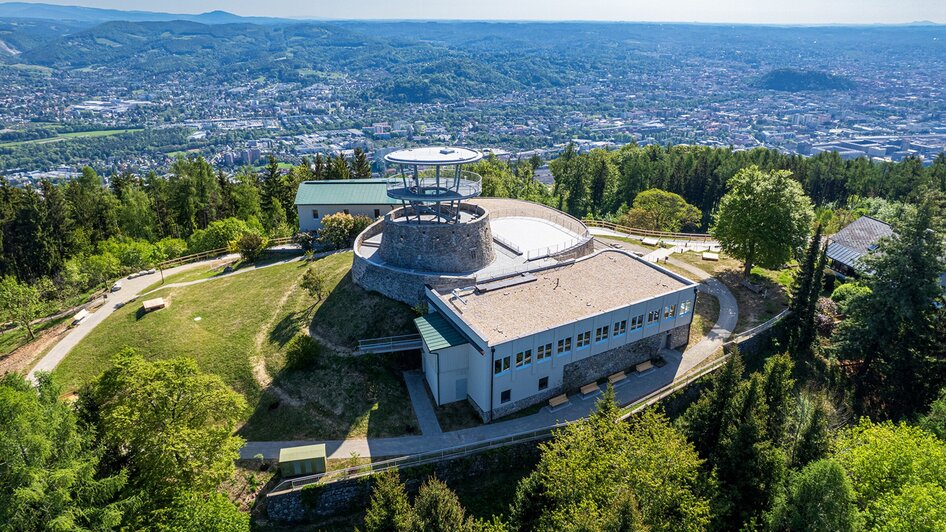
[{"x1": 378, "y1": 204, "x2": 495, "y2": 274}]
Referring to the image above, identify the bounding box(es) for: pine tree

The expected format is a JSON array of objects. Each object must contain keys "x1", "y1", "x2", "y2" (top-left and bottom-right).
[
  {"x1": 713, "y1": 375, "x2": 787, "y2": 529},
  {"x1": 788, "y1": 225, "x2": 825, "y2": 359},
  {"x1": 791, "y1": 401, "x2": 829, "y2": 468},
  {"x1": 761, "y1": 353, "x2": 794, "y2": 445},
  {"x1": 326, "y1": 154, "x2": 351, "y2": 180},
  {"x1": 680, "y1": 351, "x2": 745, "y2": 458},
  {"x1": 313, "y1": 153, "x2": 326, "y2": 180},
  {"x1": 351, "y1": 148, "x2": 372, "y2": 178},
  {"x1": 413, "y1": 477, "x2": 472, "y2": 532},
  {"x1": 363, "y1": 470, "x2": 417, "y2": 532},
  {"x1": 834, "y1": 195, "x2": 946, "y2": 416}
]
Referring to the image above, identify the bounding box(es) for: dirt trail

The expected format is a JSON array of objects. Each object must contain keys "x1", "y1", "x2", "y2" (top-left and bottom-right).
[
  {"x1": 251, "y1": 281, "x2": 302, "y2": 407},
  {"x1": 0, "y1": 321, "x2": 70, "y2": 376}
]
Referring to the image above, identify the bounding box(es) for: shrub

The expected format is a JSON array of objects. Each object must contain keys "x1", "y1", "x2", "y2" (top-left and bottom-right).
[
  {"x1": 293, "y1": 232, "x2": 317, "y2": 252},
  {"x1": 155, "y1": 237, "x2": 187, "y2": 260},
  {"x1": 319, "y1": 213, "x2": 355, "y2": 249},
  {"x1": 230, "y1": 232, "x2": 268, "y2": 263},
  {"x1": 351, "y1": 215, "x2": 375, "y2": 239},
  {"x1": 187, "y1": 218, "x2": 254, "y2": 254},
  {"x1": 830, "y1": 282, "x2": 871, "y2": 314},
  {"x1": 285, "y1": 335, "x2": 322, "y2": 370}
]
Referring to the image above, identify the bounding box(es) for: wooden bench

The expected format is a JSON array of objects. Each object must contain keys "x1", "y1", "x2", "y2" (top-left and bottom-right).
[
  {"x1": 608, "y1": 371, "x2": 627, "y2": 385},
  {"x1": 580, "y1": 383, "x2": 601, "y2": 396},
  {"x1": 702, "y1": 252, "x2": 720, "y2": 261},
  {"x1": 635, "y1": 360, "x2": 654, "y2": 373},
  {"x1": 548, "y1": 394, "x2": 569, "y2": 409}
]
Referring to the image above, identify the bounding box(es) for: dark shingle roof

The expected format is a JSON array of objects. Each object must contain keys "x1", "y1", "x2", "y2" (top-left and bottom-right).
[
  {"x1": 293, "y1": 179, "x2": 399, "y2": 206},
  {"x1": 826, "y1": 216, "x2": 894, "y2": 270}
]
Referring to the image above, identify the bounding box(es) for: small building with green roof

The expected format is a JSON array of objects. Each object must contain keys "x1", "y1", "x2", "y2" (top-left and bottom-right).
[
  {"x1": 294, "y1": 179, "x2": 399, "y2": 232},
  {"x1": 278, "y1": 444, "x2": 327, "y2": 478}
]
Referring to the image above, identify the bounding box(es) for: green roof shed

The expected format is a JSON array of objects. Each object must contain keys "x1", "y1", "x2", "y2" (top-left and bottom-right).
[{"x1": 278, "y1": 444, "x2": 327, "y2": 478}]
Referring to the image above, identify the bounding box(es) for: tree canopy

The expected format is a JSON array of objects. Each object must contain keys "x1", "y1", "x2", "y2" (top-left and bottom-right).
[{"x1": 711, "y1": 166, "x2": 815, "y2": 277}]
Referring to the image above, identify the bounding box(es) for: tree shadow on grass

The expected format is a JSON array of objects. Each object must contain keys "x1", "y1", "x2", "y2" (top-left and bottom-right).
[
  {"x1": 309, "y1": 271, "x2": 415, "y2": 348},
  {"x1": 237, "y1": 351, "x2": 421, "y2": 442},
  {"x1": 268, "y1": 310, "x2": 307, "y2": 350}
]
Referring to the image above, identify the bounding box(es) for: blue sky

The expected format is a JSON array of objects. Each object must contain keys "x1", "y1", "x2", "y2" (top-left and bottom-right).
[{"x1": 13, "y1": 0, "x2": 946, "y2": 24}]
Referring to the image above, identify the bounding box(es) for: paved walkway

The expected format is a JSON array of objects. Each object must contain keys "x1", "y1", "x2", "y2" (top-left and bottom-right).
[
  {"x1": 403, "y1": 370, "x2": 443, "y2": 436},
  {"x1": 27, "y1": 251, "x2": 305, "y2": 383},
  {"x1": 589, "y1": 227, "x2": 720, "y2": 252},
  {"x1": 240, "y1": 247, "x2": 738, "y2": 460}
]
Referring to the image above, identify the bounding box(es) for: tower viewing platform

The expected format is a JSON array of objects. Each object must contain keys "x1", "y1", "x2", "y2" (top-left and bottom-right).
[{"x1": 384, "y1": 147, "x2": 483, "y2": 223}]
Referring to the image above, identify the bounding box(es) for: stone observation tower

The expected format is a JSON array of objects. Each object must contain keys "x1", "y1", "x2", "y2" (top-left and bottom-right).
[
  {"x1": 377, "y1": 146, "x2": 496, "y2": 273},
  {"x1": 352, "y1": 145, "x2": 595, "y2": 304}
]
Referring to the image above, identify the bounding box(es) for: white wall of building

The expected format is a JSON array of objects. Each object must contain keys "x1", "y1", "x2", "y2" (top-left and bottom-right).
[
  {"x1": 297, "y1": 204, "x2": 395, "y2": 232},
  {"x1": 485, "y1": 286, "x2": 697, "y2": 413}
]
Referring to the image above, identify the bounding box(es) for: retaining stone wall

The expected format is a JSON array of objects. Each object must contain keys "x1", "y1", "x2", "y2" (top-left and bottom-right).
[
  {"x1": 351, "y1": 254, "x2": 475, "y2": 306},
  {"x1": 561, "y1": 333, "x2": 666, "y2": 391},
  {"x1": 267, "y1": 443, "x2": 541, "y2": 523}
]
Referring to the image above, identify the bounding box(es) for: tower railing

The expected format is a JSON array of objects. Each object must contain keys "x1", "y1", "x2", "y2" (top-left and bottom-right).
[{"x1": 385, "y1": 170, "x2": 482, "y2": 201}]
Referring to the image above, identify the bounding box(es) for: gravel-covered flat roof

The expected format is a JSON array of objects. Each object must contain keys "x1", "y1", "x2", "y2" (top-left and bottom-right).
[{"x1": 435, "y1": 250, "x2": 693, "y2": 345}]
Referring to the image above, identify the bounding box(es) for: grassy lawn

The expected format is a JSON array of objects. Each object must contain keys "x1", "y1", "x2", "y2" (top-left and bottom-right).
[
  {"x1": 55, "y1": 252, "x2": 420, "y2": 440},
  {"x1": 675, "y1": 252, "x2": 791, "y2": 333},
  {"x1": 689, "y1": 291, "x2": 721, "y2": 346}
]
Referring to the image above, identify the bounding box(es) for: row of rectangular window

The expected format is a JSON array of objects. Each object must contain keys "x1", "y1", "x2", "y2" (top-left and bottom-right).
[{"x1": 493, "y1": 300, "x2": 692, "y2": 375}]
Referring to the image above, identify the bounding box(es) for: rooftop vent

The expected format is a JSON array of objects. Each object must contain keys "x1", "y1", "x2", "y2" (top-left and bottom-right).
[{"x1": 439, "y1": 147, "x2": 456, "y2": 155}]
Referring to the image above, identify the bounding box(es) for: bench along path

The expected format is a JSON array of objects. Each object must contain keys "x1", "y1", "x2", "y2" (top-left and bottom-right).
[{"x1": 241, "y1": 251, "x2": 738, "y2": 460}]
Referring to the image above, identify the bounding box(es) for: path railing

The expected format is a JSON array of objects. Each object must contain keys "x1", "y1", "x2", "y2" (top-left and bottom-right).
[
  {"x1": 156, "y1": 236, "x2": 296, "y2": 269},
  {"x1": 356, "y1": 334, "x2": 423, "y2": 355},
  {"x1": 584, "y1": 219, "x2": 715, "y2": 242}
]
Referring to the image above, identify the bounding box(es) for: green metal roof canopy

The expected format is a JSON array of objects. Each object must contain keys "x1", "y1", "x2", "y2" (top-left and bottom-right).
[
  {"x1": 414, "y1": 312, "x2": 468, "y2": 351},
  {"x1": 294, "y1": 179, "x2": 400, "y2": 206}
]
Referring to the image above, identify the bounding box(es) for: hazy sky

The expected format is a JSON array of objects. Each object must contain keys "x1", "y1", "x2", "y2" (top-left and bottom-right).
[{"x1": 13, "y1": 0, "x2": 946, "y2": 24}]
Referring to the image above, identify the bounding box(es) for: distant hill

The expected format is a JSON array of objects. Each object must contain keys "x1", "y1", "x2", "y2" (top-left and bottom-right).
[
  {"x1": 757, "y1": 69, "x2": 855, "y2": 92},
  {"x1": 0, "y1": 2, "x2": 291, "y2": 25}
]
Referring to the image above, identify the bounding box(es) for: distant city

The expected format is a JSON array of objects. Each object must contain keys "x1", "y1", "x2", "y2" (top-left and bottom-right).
[{"x1": 1, "y1": 13, "x2": 945, "y2": 186}]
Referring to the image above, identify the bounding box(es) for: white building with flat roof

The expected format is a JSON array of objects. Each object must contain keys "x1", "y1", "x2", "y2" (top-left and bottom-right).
[{"x1": 415, "y1": 249, "x2": 697, "y2": 420}]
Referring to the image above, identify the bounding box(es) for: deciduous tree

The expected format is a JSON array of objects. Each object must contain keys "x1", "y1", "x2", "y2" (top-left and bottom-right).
[
  {"x1": 711, "y1": 166, "x2": 814, "y2": 278},
  {"x1": 0, "y1": 373, "x2": 130, "y2": 530},
  {"x1": 511, "y1": 387, "x2": 710, "y2": 531},
  {"x1": 766, "y1": 459, "x2": 860, "y2": 532},
  {"x1": 79, "y1": 350, "x2": 247, "y2": 502},
  {"x1": 621, "y1": 188, "x2": 702, "y2": 232},
  {"x1": 0, "y1": 275, "x2": 42, "y2": 339}
]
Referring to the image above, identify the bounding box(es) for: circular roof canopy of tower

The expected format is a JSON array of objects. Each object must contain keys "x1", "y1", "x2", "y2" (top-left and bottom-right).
[{"x1": 384, "y1": 146, "x2": 482, "y2": 166}]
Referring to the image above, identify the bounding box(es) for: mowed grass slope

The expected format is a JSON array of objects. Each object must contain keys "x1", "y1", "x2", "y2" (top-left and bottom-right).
[{"x1": 55, "y1": 252, "x2": 420, "y2": 440}]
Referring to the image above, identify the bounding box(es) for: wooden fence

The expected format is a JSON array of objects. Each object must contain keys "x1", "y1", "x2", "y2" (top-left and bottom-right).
[
  {"x1": 584, "y1": 219, "x2": 715, "y2": 242},
  {"x1": 156, "y1": 236, "x2": 296, "y2": 269}
]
